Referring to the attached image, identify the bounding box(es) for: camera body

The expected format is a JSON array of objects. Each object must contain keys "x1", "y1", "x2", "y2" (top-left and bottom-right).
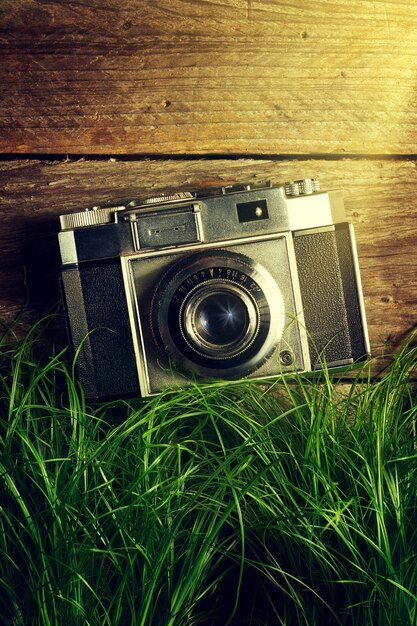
[{"x1": 59, "y1": 178, "x2": 370, "y2": 400}]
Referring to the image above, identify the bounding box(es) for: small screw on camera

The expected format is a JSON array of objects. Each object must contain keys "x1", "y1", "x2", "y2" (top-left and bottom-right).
[{"x1": 280, "y1": 350, "x2": 294, "y2": 366}]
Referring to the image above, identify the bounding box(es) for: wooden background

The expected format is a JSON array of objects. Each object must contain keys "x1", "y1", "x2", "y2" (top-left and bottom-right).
[{"x1": 1, "y1": 0, "x2": 417, "y2": 369}]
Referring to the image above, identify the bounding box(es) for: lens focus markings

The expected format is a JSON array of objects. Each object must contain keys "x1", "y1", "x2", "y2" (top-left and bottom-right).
[{"x1": 172, "y1": 266, "x2": 261, "y2": 304}]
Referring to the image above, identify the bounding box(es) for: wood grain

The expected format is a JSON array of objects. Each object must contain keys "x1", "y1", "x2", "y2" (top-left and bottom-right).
[
  {"x1": 0, "y1": 157, "x2": 416, "y2": 368},
  {"x1": 2, "y1": 0, "x2": 417, "y2": 155}
]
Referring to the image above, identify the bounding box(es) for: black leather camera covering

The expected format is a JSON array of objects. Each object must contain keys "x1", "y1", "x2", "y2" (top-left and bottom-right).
[
  {"x1": 294, "y1": 223, "x2": 367, "y2": 368},
  {"x1": 61, "y1": 260, "x2": 139, "y2": 399}
]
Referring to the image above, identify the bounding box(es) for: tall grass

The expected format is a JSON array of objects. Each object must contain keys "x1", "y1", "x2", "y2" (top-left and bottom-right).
[{"x1": 0, "y1": 316, "x2": 416, "y2": 625}]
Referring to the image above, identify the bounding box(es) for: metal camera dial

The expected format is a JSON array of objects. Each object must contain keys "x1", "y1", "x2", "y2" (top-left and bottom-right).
[{"x1": 284, "y1": 178, "x2": 320, "y2": 197}]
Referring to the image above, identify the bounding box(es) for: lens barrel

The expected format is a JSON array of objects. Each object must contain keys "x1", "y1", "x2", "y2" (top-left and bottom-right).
[
  {"x1": 152, "y1": 249, "x2": 285, "y2": 378},
  {"x1": 183, "y1": 282, "x2": 259, "y2": 358}
]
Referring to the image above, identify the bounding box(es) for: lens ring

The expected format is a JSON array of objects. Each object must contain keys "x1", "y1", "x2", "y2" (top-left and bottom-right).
[
  {"x1": 181, "y1": 281, "x2": 259, "y2": 358},
  {"x1": 151, "y1": 248, "x2": 285, "y2": 378}
]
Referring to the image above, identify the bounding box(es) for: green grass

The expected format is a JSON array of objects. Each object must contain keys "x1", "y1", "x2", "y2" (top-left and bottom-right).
[{"x1": 1, "y1": 316, "x2": 417, "y2": 625}]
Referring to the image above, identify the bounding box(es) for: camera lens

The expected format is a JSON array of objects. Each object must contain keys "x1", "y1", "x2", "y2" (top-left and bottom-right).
[
  {"x1": 183, "y1": 284, "x2": 258, "y2": 357},
  {"x1": 192, "y1": 291, "x2": 249, "y2": 346},
  {"x1": 152, "y1": 249, "x2": 285, "y2": 379}
]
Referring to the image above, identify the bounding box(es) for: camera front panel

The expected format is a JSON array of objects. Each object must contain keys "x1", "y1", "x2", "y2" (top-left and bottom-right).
[{"x1": 122, "y1": 234, "x2": 309, "y2": 396}]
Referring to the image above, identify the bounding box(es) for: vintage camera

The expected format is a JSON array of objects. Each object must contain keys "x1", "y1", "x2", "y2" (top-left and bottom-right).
[{"x1": 58, "y1": 178, "x2": 370, "y2": 400}]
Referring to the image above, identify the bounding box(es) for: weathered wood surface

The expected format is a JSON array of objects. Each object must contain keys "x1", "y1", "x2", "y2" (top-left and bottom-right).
[
  {"x1": 0, "y1": 157, "x2": 416, "y2": 367},
  {"x1": 1, "y1": 0, "x2": 417, "y2": 155}
]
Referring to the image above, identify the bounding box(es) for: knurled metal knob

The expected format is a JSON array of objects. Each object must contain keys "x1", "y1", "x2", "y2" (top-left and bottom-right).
[
  {"x1": 136, "y1": 192, "x2": 194, "y2": 205},
  {"x1": 284, "y1": 178, "x2": 320, "y2": 197},
  {"x1": 59, "y1": 205, "x2": 124, "y2": 230}
]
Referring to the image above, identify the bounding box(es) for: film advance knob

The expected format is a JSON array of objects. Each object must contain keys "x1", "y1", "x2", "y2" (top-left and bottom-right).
[
  {"x1": 132, "y1": 191, "x2": 194, "y2": 206},
  {"x1": 284, "y1": 178, "x2": 320, "y2": 197}
]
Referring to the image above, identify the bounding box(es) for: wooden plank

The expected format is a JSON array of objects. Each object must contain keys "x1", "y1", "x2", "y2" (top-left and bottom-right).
[
  {"x1": 0, "y1": 157, "x2": 416, "y2": 370},
  {"x1": 1, "y1": 0, "x2": 417, "y2": 155}
]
